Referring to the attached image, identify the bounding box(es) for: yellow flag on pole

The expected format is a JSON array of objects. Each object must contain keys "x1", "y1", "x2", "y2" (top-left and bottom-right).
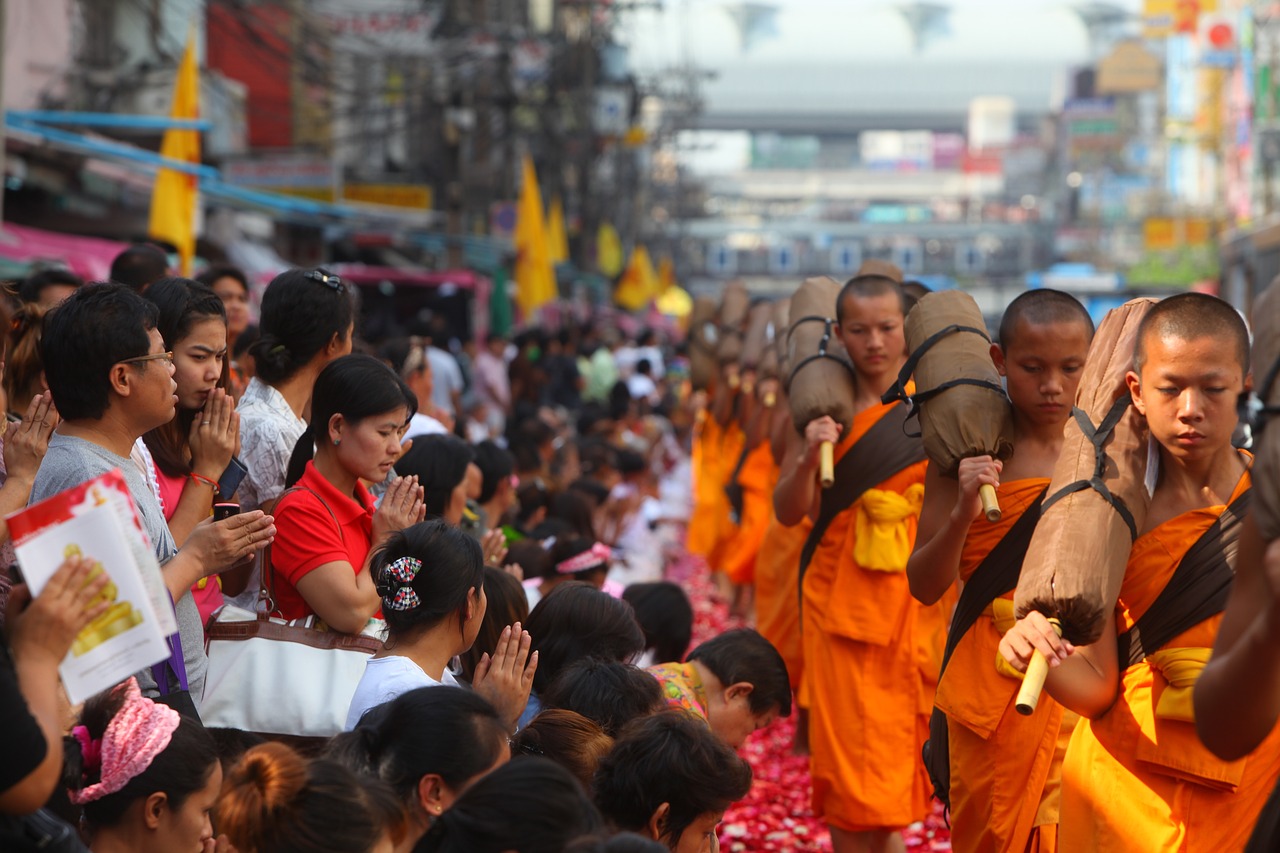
[
  {"x1": 148, "y1": 33, "x2": 200, "y2": 276},
  {"x1": 597, "y1": 222, "x2": 624, "y2": 278},
  {"x1": 514, "y1": 155, "x2": 557, "y2": 316},
  {"x1": 615, "y1": 245, "x2": 660, "y2": 311},
  {"x1": 547, "y1": 197, "x2": 569, "y2": 264}
]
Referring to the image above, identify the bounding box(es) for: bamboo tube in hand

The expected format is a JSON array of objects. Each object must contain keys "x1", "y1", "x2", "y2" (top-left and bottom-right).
[
  {"x1": 979, "y1": 483, "x2": 1002, "y2": 523},
  {"x1": 820, "y1": 441, "x2": 835, "y2": 489},
  {"x1": 1015, "y1": 617, "x2": 1062, "y2": 716}
]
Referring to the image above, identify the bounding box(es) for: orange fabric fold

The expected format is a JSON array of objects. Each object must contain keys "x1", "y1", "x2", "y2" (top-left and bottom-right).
[
  {"x1": 1061, "y1": 469, "x2": 1280, "y2": 852},
  {"x1": 722, "y1": 442, "x2": 778, "y2": 584},
  {"x1": 755, "y1": 512, "x2": 810, "y2": 692}
]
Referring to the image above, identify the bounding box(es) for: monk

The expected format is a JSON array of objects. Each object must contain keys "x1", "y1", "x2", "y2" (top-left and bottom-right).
[
  {"x1": 773, "y1": 274, "x2": 930, "y2": 853},
  {"x1": 1000, "y1": 292, "x2": 1280, "y2": 851},
  {"x1": 721, "y1": 371, "x2": 780, "y2": 616},
  {"x1": 907, "y1": 290, "x2": 1093, "y2": 853}
]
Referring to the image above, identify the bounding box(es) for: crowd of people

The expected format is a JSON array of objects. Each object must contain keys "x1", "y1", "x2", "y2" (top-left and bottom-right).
[{"x1": 1, "y1": 244, "x2": 794, "y2": 853}]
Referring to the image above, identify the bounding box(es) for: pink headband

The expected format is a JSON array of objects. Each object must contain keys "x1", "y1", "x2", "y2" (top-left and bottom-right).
[
  {"x1": 70, "y1": 678, "x2": 182, "y2": 804},
  {"x1": 556, "y1": 542, "x2": 612, "y2": 575}
]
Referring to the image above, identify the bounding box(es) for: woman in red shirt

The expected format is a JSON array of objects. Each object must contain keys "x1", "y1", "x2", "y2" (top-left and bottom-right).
[{"x1": 269, "y1": 354, "x2": 425, "y2": 632}]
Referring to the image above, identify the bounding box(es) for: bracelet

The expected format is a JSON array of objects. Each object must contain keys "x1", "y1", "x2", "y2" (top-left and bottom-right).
[{"x1": 189, "y1": 472, "x2": 220, "y2": 496}]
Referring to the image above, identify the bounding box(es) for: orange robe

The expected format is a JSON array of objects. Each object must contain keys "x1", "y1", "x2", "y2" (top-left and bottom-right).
[
  {"x1": 935, "y1": 478, "x2": 1067, "y2": 853},
  {"x1": 1060, "y1": 471, "x2": 1280, "y2": 852},
  {"x1": 706, "y1": 422, "x2": 745, "y2": 571},
  {"x1": 722, "y1": 441, "x2": 778, "y2": 584},
  {"x1": 689, "y1": 415, "x2": 730, "y2": 557},
  {"x1": 755, "y1": 512, "x2": 809, "y2": 693},
  {"x1": 803, "y1": 400, "x2": 933, "y2": 832}
]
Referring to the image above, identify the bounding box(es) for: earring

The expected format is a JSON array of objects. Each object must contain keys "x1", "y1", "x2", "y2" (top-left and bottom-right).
[{"x1": 333, "y1": 438, "x2": 341, "y2": 446}]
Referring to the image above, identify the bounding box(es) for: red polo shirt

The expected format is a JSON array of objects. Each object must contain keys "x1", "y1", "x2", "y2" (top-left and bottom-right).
[{"x1": 268, "y1": 461, "x2": 376, "y2": 621}]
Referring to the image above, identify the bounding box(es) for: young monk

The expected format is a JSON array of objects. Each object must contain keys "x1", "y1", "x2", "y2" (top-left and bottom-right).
[
  {"x1": 773, "y1": 274, "x2": 930, "y2": 853},
  {"x1": 1000, "y1": 292, "x2": 1280, "y2": 851},
  {"x1": 907, "y1": 289, "x2": 1093, "y2": 852}
]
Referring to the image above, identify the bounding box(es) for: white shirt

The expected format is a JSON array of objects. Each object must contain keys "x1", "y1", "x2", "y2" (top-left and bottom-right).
[
  {"x1": 345, "y1": 655, "x2": 460, "y2": 730},
  {"x1": 237, "y1": 378, "x2": 307, "y2": 512},
  {"x1": 626, "y1": 373, "x2": 658, "y2": 402},
  {"x1": 404, "y1": 411, "x2": 449, "y2": 440},
  {"x1": 427, "y1": 347, "x2": 465, "y2": 414}
]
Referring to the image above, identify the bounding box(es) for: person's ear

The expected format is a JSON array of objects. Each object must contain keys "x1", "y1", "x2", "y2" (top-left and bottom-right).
[
  {"x1": 647, "y1": 802, "x2": 671, "y2": 841},
  {"x1": 1244, "y1": 370, "x2": 1254, "y2": 395},
  {"x1": 990, "y1": 343, "x2": 1007, "y2": 377},
  {"x1": 328, "y1": 413, "x2": 345, "y2": 446},
  {"x1": 327, "y1": 329, "x2": 348, "y2": 356},
  {"x1": 108, "y1": 363, "x2": 135, "y2": 398},
  {"x1": 725, "y1": 682, "x2": 754, "y2": 705},
  {"x1": 143, "y1": 791, "x2": 167, "y2": 830},
  {"x1": 1126, "y1": 369, "x2": 1145, "y2": 415},
  {"x1": 417, "y1": 773, "x2": 450, "y2": 817}
]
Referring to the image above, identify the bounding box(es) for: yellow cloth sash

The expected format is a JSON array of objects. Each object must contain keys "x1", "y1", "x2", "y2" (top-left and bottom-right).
[
  {"x1": 1146, "y1": 647, "x2": 1212, "y2": 723},
  {"x1": 852, "y1": 483, "x2": 924, "y2": 572},
  {"x1": 989, "y1": 598, "x2": 1026, "y2": 681}
]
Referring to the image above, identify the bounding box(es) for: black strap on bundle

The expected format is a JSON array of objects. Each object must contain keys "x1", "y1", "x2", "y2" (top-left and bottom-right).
[
  {"x1": 881, "y1": 324, "x2": 1008, "y2": 438},
  {"x1": 724, "y1": 446, "x2": 752, "y2": 524},
  {"x1": 785, "y1": 315, "x2": 857, "y2": 392},
  {"x1": 922, "y1": 487, "x2": 1048, "y2": 812},
  {"x1": 796, "y1": 401, "x2": 926, "y2": 599},
  {"x1": 1116, "y1": 489, "x2": 1251, "y2": 668},
  {"x1": 1037, "y1": 396, "x2": 1139, "y2": 540}
]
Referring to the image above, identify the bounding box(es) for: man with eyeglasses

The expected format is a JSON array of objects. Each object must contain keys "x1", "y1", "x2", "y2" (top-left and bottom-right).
[{"x1": 31, "y1": 284, "x2": 276, "y2": 706}]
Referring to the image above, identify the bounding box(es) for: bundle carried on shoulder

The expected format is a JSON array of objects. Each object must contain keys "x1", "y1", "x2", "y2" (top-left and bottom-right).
[
  {"x1": 1251, "y1": 277, "x2": 1280, "y2": 540},
  {"x1": 1012, "y1": 297, "x2": 1157, "y2": 713},
  {"x1": 688, "y1": 296, "x2": 719, "y2": 391},
  {"x1": 883, "y1": 289, "x2": 1013, "y2": 521},
  {"x1": 740, "y1": 301, "x2": 775, "y2": 395},
  {"x1": 716, "y1": 281, "x2": 751, "y2": 382},
  {"x1": 786, "y1": 276, "x2": 857, "y2": 488}
]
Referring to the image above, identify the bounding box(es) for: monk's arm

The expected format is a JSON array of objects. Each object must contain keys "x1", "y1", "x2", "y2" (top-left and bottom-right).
[
  {"x1": 907, "y1": 465, "x2": 967, "y2": 604},
  {"x1": 1001, "y1": 609, "x2": 1121, "y2": 719},
  {"x1": 773, "y1": 428, "x2": 819, "y2": 526},
  {"x1": 1194, "y1": 514, "x2": 1280, "y2": 759}
]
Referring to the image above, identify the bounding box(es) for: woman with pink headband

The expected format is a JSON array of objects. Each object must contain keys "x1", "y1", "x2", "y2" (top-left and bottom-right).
[{"x1": 68, "y1": 677, "x2": 224, "y2": 853}]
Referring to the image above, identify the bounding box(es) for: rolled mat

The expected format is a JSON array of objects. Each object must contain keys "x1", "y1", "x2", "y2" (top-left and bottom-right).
[
  {"x1": 716, "y1": 280, "x2": 751, "y2": 364},
  {"x1": 885, "y1": 290, "x2": 1013, "y2": 476},
  {"x1": 689, "y1": 296, "x2": 719, "y2": 391},
  {"x1": 1014, "y1": 297, "x2": 1158, "y2": 646},
  {"x1": 1252, "y1": 278, "x2": 1280, "y2": 540},
  {"x1": 742, "y1": 301, "x2": 775, "y2": 369},
  {"x1": 786, "y1": 277, "x2": 857, "y2": 435}
]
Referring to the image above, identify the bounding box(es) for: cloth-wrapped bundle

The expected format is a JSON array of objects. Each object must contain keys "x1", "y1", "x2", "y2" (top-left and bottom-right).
[
  {"x1": 787, "y1": 277, "x2": 857, "y2": 487},
  {"x1": 716, "y1": 281, "x2": 751, "y2": 372},
  {"x1": 1014, "y1": 298, "x2": 1158, "y2": 648},
  {"x1": 741, "y1": 301, "x2": 775, "y2": 391},
  {"x1": 688, "y1": 296, "x2": 719, "y2": 391},
  {"x1": 771, "y1": 299, "x2": 791, "y2": 377},
  {"x1": 884, "y1": 290, "x2": 1013, "y2": 521},
  {"x1": 1251, "y1": 278, "x2": 1280, "y2": 540},
  {"x1": 858, "y1": 259, "x2": 904, "y2": 282}
]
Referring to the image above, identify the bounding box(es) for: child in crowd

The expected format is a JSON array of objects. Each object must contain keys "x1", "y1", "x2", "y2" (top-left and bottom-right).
[
  {"x1": 622, "y1": 581, "x2": 695, "y2": 667},
  {"x1": 543, "y1": 658, "x2": 665, "y2": 737}
]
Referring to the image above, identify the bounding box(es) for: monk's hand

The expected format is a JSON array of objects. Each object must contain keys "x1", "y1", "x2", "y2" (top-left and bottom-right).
[
  {"x1": 802, "y1": 416, "x2": 842, "y2": 470},
  {"x1": 954, "y1": 456, "x2": 1002, "y2": 523},
  {"x1": 998, "y1": 611, "x2": 1074, "y2": 673}
]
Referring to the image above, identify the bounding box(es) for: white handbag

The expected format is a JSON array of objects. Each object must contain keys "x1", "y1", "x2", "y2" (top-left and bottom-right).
[{"x1": 199, "y1": 486, "x2": 384, "y2": 737}]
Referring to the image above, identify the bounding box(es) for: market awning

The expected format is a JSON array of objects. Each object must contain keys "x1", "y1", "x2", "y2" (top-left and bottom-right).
[{"x1": 0, "y1": 222, "x2": 129, "y2": 281}]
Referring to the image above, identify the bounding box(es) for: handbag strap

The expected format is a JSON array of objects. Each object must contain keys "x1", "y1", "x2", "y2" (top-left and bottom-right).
[{"x1": 262, "y1": 486, "x2": 340, "y2": 618}]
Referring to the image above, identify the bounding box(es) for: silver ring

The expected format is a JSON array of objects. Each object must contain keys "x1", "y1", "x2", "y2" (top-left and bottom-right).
[{"x1": 201, "y1": 421, "x2": 210, "y2": 426}]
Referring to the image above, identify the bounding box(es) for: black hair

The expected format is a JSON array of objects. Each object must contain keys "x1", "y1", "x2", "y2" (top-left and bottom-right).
[
  {"x1": 285, "y1": 353, "x2": 417, "y2": 486},
  {"x1": 576, "y1": 403, "x2": 614, "y2": 438},
  {"x1": 526, "y1": 582, "x2": 646, "y2": 695},
  {"x1": 505, "y1": 539, "x2": 552, "y2": 582},
  {"x1": 615, "y1": 449, "x2": 646, "y2": 477},
  {"x1": 608, "y1": 381, "x2": 632, "y2": 421},
  {"x1": 40, "y1": 283, "x2": 159, "y2": 420},
  {"x1": 110, "y1": 243, "x2": 169, "y2": 291},
  {"x1": 1135, "y1": 291, "x2": 1250, "y2": 374},
  {"x1": 394, "y1": 435, "x2": 475, "y2": 520},
  {"x1": 458, "y1": 566, "x2": 530, "y2": 682},
  {"x1": 19, "y1": 267, "x2": 83, "y2": 304},
  {"x1": 72, "y1": 681, "x2": 218, "y2": 831},
  {"x1": 370, "y1": 520, "x2": 485, "y2": 642},
  {"x1": 142, "y1": 277, "x2": 230, "y2": 478},
  {"x1": 509, "y1": 418, "x2": 555, "y2": 473},
  {"x1": 997, "y1": 288, "x2": 1094, "y2": 350},
  {"x1": 543, "y1": 659, "x2": 664, "y2": 737},
  {"x1": 233, "y1": 323, "x2": 259, "y2": 360},
  {"x1": 621, "y1": 582, "x2": 694, "y2": 664},
  {"x1": 568, "y1": 477, "x2": 611, "y2": 507},
  {"x1": 196, "y1": 264, "x2": 249, "y2": 293},
  {"x1": 565, "y1": 833, "x2": 668, "y2": 853},
  {"x1": 417, "y1": 757, "x2": 604, "y2": 853},
  {"x1": 473, "y1": 440, "x2": 515, "y2": 504},
  {"x1": 578, "y1": 441, "x2": 619, "y2": 481},
  {"x1": 327, "y1": 686, "x2": 509, "y2": 803},
  {"x1": 250, "y1": 267, "x2": 355, "y2": 385},
  {"x1": 550, "y1": 491, "x2": 598, "y2": 539},
  {"x1": 593, "y1": 711, "x2": 753, "y2": 848},
  {"x1": 687, "y1": 629, "x2": 791, "y2": 717},
  {"x1": 635, "y1": 358, "x2": 652, "y2": 376},
  {"x1": 547, "y1": 536, "x2": 610, "y2": 585},
  {"x1": 835, "y1": 274, "x2": 906, "y2": 322},
  {"x1": 207, "y1": 727, "x2": 267, "y2": 775},
  {"x1": 515, "y1": 479, "x2": 551, "y2": 527}
]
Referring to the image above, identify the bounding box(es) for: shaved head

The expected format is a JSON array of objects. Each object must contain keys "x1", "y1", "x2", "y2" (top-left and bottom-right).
[
  {"x1": 998, "y1": 289, "x2": 1095, "y2": 349},
  {"x1": 836, "y1": 274, "x2": 906, "y2": 322},
  {"x1": 1134, "y1": 292, "x2": 1249, "y2": 375}
]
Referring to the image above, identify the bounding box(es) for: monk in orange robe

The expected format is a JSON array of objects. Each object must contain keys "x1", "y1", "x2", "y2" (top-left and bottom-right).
[
  {"x1": 907, "y1": 291, "x2": 1094, "y2": 853},
  {"x1": 723, "y1": 375, "x2": 783, "y2": 588},
  {"x1": 1001, "y1": 293, "x2": 1280, "y2": 851},
  {"x1": 774, "y1": 275, "x2": 933, "y2": 853}
]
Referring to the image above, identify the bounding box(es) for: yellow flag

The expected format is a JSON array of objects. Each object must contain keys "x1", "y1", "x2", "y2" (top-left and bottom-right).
[
  {"x1": 597, "y1": 222, "x2": 624, "y2": 278},
  {"x1": 658, "y1": 254, "x2": 676, "y2": 291},
  {"x1": 148, "y1": 34, "x2": 200, "y2": 276},
  {"x1": 547, "y1": 197, "x2": 569, "y2": 264},
  {"x1": 615, "y1": 245, "x2": 660, "y2": 311},
  {"x1": 514, "y1": 155, "x2": 557, "y2": 316}
]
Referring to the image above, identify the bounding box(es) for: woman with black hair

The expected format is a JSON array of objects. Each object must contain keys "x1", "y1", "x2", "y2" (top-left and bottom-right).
[
  {"x1": 196, "y1": 265, "x2": 252, "y2": 392},
  {"x1": 140, "y1": 278, "x2": 243, "y2": 622},
  {"x1": 345, "y1": 520, "x2": 535, "y2": 732},
  {"x1": 328, "y1": 686, "x2": 511, "y2": 852},
  {"x1": 393, "y1": 435, "x2": 474, "y2": 526},
  {"x1": 267, "y1": 354, "x2": 424, "y2": 632}
]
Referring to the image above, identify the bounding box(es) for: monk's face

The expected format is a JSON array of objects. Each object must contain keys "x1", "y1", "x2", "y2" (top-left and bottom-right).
[
  {"x1": 995, "y1": 318, "x2": 1091, "y2": 428},
  {"x1": 837, "y1": 291, "x2": 906, "y2": 382},
  {"x1": 1127, "y1": 332, "x2": 1244, "y2": 462}
]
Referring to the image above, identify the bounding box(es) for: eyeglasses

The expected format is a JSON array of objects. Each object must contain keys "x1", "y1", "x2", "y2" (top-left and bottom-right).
[
  {"x1": 117, "y1": 351, "x2": 174, "y2": 367},
  {"x1": 306, "y1": 269, "x2": 345, "y2": 293}
]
